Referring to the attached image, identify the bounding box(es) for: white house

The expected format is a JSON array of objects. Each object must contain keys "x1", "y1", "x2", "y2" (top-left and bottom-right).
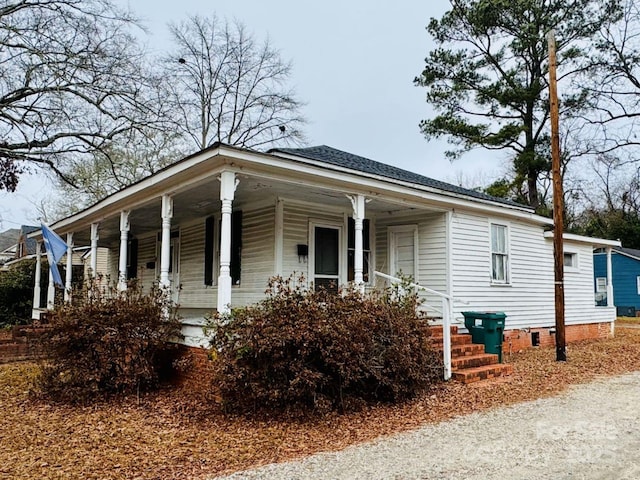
[{"x1": 29, "y1": 144, "x2": 619, "y2": 352}]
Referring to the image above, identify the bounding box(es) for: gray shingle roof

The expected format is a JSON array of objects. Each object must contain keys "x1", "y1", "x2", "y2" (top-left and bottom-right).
[
  {"x1": 269, "y1": 145, "x2": 530, "y2": 209},
  {"x1": 21, "y1": 225, "x2": 39, "y2": 255},
  {"x1": 615, "y1": 246, "x2": 640, "y2": 260},
  {"x1": 0, "y1": 228, "x2": 19, "y2": 252}
]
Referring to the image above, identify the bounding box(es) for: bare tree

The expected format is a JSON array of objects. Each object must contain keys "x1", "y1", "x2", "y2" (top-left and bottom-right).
[
  {"x1": 163, "y1": 15, "x2": 306, "y2": 151},
  {"x1": 573, "y1": 0, "x2": 640, "y2": 156},
  {"x1": 52, "y1": 128, "x2": 184, "y2": 217},
  {"x1": 0, "y1": 0, "x2": 158, "y2": 191}
]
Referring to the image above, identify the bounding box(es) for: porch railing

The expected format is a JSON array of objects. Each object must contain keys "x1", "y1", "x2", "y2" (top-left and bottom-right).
[{"x1": 373, "y1": 270, "x2": 468, "y2": 381}]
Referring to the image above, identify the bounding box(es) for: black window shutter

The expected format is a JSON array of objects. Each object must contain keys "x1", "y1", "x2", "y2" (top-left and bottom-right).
[
  {"x1": 127, "y1": 238, "x2": 138, "y2": 280},
  {"x1": 231, "y1": 211, "x2": 242, "y2": 285},
  {"x1": 363, "y1": 219, "x2": 370, "y2": 250},
  {"x1": 204, "y1": 216, "x2": 214, "y2": 286}
]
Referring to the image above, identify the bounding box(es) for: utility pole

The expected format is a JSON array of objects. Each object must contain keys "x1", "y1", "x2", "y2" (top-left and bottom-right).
[{"x1": 548, "y1": 30, "x2": 567, "y2": 361}]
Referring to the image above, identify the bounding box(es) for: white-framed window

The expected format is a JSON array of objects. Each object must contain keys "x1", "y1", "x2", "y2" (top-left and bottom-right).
[
  {"x1": 637, "y1": 276, "x2": 640, "y2": 295},
  {"x1": 564, "y1": 251, "x2": 578, "y2": 269},
  {"x1": 490, "y1": 223, "x2": 509, "y2": 284},
  {"x1": 596, "y1": 277, "x2": 607, "y2": 293}
]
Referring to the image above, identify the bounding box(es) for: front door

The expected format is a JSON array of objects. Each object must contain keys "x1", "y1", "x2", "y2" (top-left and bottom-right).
[
  {"x1": 389, "y1": 226, "x2": 417, "y2": 280},
  {"x1": 312, "y1": 225, "x2": 340, "y2": 291}
]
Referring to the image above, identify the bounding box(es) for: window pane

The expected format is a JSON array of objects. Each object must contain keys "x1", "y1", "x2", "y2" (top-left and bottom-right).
[
  {"x1": 491, "y1": 224, "x2": 506, "y2": 253},
  {"x1": 315, "y1": 227, "x2": 339, "y2": 275},
  {"x1": 564, "y1": 252, "x2": 575, "y2": 267},
  {"x1": 492, "y1": 253, "x2": 506, "y2": 282}
]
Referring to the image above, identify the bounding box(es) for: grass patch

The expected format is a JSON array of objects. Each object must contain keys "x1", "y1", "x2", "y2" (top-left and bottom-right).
[{"x1": 1, "y1": 327, "x2": 640, "y2": 479}]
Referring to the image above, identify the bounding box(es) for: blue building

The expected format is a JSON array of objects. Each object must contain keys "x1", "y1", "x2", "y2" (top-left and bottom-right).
[{"x1": 594, "y1": 247, "x2": 640, "y2": 316}]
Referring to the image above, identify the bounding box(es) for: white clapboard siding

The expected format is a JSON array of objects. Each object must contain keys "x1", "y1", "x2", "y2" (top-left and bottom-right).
[
  {"x1": 135, "y1": 235, "x2": 157, "y2": 292},
  {"x1": 375, "y1": 211, "x2": 447, "y2": 310},
  {"x1": 176, "y1": 205, "x2": 277, "y2": 309},
  {"x1": 451, "y1": 211, "x2": 554, "y2": 328},
  {"x1": 450, "y1": 211, "x2": 610, "y2": 329},
  {"x1": 562, "y1": 242, "x2": 612, "y2": 324},
  {"x1": 106, "y1": 246, "x2": 119, "y2": 283},
  {"x1": 176, "y1": 221, "x2": 211, "y2": 308},
  {"x1": 232, "y1": 205, "x2": 277, "y2": 305},
  {"x1": 94, "y1": 248, "x2": 109, "y2": 277}
]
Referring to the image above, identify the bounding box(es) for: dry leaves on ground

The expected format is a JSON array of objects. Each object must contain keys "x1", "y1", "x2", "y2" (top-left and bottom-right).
[{"x1": 2, "y1": 326, "x2": 640, "y2": 480}]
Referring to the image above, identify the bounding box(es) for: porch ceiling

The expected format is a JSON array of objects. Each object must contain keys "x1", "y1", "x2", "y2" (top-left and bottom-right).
[{"x1": 69, "y1": 172, "x2": 444, "y2": 248}]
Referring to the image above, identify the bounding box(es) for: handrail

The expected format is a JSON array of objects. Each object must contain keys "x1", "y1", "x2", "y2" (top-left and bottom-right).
[
  {"x1": 374, "y1": 270, "x2": 468, "y2": 381},
  {"x1": 373, "y1": 270, "x2": 468, "y2": 305}
]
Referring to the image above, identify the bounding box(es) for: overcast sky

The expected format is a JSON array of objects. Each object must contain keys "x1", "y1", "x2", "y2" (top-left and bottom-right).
[{"x1": 0, "y1": 0, "x2": 508, "y2": 229}]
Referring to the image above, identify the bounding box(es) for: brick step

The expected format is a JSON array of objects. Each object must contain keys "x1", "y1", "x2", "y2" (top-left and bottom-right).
[
  {"x1": 430, "y1": 325, "x2": 459, "y2": 336},
  {"x1": 433, "y1": 341, "x2": 485, "y2": 357},
  {"x1": 0, "y1": 341, "x2": 44, "y2": 364},
  {"x1": 431, "y1": 333, "x2": 472, "y2": 346},
  {"x1": 452, "y1": 353, "x2": 499, "y2": 370},
  {"x1": 452, "y1": 363, "x2": 514, "y2": 384}
]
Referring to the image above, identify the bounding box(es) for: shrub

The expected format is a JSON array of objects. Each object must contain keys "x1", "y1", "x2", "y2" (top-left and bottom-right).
[
  {"x1": 36, "y1": 280, "x2": 183, "y2": 402},
  {"x1": 0, "y1": 259, "x2": 36, "y2": 328},
  {"x1": 208, "y1": 275, "x2": 443, "y2": 414}
]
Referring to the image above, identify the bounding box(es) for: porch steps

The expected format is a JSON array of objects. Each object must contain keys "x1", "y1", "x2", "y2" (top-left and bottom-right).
[
  {"x1": 430, "y1": 325, "x2": 513, "y2": 384},
  {"x1": 451, "y1": 364, "x2": 514, "y2": 383}
]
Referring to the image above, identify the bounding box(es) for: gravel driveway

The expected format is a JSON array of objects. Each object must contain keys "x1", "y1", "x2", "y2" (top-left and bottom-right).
[{"x1": 211, "y1": 372, "x2": 640, "y2": 479}]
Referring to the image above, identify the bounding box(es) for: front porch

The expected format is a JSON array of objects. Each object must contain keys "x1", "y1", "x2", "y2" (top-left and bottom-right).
[{"x1": 31, "y1": 150, "x2": 453, "y2": 347}]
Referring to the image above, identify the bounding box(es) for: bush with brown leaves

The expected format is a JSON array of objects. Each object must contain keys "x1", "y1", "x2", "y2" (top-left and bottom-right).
[
  {"x1": 208, "y1": 275, "x2": 443, "y2": 414},
  {"x1": 36, "y1": 280, "x2": 183, "y2": 403}
]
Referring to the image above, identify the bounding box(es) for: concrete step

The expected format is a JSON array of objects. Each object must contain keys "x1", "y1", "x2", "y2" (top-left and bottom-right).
[
  {"x1": 452, "y1": 353, "x2": 499, "y2": 370},
  {"x1": 452, "y1": 363, "x2": 514, "y2": 384}
]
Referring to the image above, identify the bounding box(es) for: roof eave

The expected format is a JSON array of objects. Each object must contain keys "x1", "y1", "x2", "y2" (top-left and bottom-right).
[{"x1": 544, "y1": 231, "x2": 621, "y2": 247}]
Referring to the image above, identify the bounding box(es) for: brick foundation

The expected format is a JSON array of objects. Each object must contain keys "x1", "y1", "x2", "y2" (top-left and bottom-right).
[
  {"x1": 502, "y1": 322, "x2": 613, "y2": 354},
  {"x1": 0, "y1": 325, "x2": 48, "y2": 364}
]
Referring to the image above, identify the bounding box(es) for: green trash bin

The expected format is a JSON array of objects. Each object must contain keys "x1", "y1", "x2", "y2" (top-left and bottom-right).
[
  {"x1": 462, "y1": 311, "x2": 506, "y2": 363},
  {"x1": 462, "y1": 311, "x2": 486, "y2": 345}
]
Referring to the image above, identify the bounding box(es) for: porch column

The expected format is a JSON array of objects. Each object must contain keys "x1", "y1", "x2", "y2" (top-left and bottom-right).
[
  {"x1": 47, "y1": 267, "x2": 55, "y2": 310},
  {"x1": 159, "y1": 195, "x2": 173, "y2": 289},
  {"x1": 606, "y1": 246, "x2": 614, "y2": 307},
  {"x1": 349, "y1": 194, "x2": 366, "y2": 293},
  {"x1": 118, "y1": 211, "x2": 130, "y2": 291},
  {"x1": 64, "y1": 232, "x2": 74, "y2": 302},
  {"x1": 217, "y1": 171, "x2": 237, "y2": 314},
  {"x1": 32, "y1": 241, "x2": 42, "y2": 319},
  {"x1": 90, "y1": 223, "x2": 99, "y2": 278}
]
